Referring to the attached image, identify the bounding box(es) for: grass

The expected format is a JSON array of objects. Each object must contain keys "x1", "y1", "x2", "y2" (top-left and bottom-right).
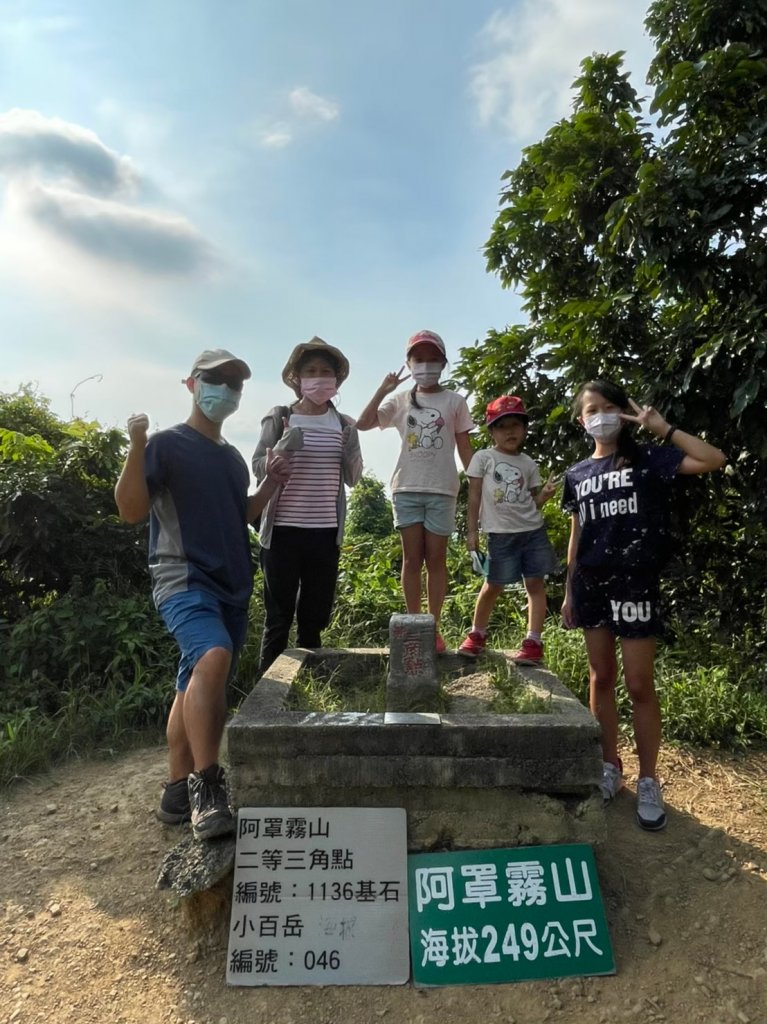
[
  {"x1": 287, "y1": 666, "x2": 388, "y2": 713},
  {"x1": 1, "y1": 675, "x2": 166, "y2": 786},
  {"x1": 486, "y1": 661, "x2": 554, "y2": 715},
  {"x1": 284, "y1": 659, "x2": 552, "y2": 716},
  {"x1": 2, "y1": 560, "x2": 766, "y2": 787}
]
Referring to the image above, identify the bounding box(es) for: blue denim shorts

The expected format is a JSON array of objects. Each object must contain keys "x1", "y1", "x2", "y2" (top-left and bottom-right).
[
  {"x1": 392, "y1": 491, "x2": 457, "y2": 536},
  {"x1": 158, "y1": 589, "x2": 248, "y2": 692},
  {"x1": 487, "y1": 526, "x2": 557, "y2": 585}
]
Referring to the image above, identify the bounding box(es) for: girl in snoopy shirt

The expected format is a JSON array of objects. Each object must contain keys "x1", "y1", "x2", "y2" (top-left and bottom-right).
[{"x1": 561, "y1": 378, "x2": 725, "y2": 832}]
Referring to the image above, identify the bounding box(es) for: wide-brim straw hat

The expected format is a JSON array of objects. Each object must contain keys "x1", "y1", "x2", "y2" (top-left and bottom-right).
[{"x1": 281, "y1": 336, "x2": 350, "y2": 390}]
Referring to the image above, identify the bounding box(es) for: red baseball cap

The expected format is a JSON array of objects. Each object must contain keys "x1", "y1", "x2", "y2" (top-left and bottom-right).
[
  {"x1": 406, "y1": 329, "x2": 446, "y2": 358},
  {"x1": 485, "y1": 395, "x2": 529, "y2": 427}
]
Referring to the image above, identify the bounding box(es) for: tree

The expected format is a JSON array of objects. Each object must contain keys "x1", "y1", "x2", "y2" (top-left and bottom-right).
[
  {"x1": 453, "y1": 0, "x2": 767, "y2": 633},
  {"x1": 345, "y1": 475, "x2": 394, "y2": 539},
  {"x1": 0, "y1": 388, "x2": 148, "y2": 620}
]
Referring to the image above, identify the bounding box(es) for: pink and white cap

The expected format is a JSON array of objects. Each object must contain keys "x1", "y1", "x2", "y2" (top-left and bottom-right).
[{"x1": 406, "y1": 329, "x2": 446, "y2": 358}]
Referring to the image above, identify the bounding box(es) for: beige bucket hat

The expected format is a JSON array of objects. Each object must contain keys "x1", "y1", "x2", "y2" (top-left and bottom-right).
[{"x1": 281, "y1": 336, "x2": 350, "y2": 391}]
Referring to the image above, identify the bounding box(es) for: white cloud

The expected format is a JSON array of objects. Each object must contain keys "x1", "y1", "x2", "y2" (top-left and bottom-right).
[
  {"x1": 0, "y1": 108, "x2": 138, "y2": 195},
  {"x1": 289, "y1": 86, "x2": 339, "y2": 123},
  {"x1": 0, "y1": 108, "x2": 217, "y2": 285},
  {"x1": 470, "y1": 1, "x2": 654, "y2": 142},
  {"x1": 18, "y1": 182, "x2": 215, "y2": 275},
  {"x1": 254, "y1": 86, "x2": 339, "y2": 149},
  {"x1": 259, "y1": 122, "x2": 293, "y2": 149}
]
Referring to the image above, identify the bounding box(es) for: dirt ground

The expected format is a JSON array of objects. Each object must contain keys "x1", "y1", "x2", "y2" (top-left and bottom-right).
[{"x1": 2, "y1": 743, "x2": 767, "y2": 1024}]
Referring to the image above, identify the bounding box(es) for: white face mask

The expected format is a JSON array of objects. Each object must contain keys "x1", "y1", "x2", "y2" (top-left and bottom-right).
[
  {"x1": 583, "y1": 412, "x2": 622, "y2": 442},
  {"x1": 410, "y1": 361, "x2": 443, "y2": 387}
]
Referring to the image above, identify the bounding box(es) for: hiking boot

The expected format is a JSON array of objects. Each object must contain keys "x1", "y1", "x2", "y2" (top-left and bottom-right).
[
  {"x1": 636, "y1": 776, "x2": 667, "y2": 831},
  {"x1": 458, "y1": 630, "x2": 487, "y2": 658},
  {"x1": 156, "y1": 777, "x2": 192, "y2": 824},
  {"x1": 188, "y1": 764, "x2": 235, "y2": 841},
  {"x1": 511, "y1": 638, "x2": 544, "y2": 665},
  {"x1": 600, "y1": 761, "x2": 624, "y2": 803},
  {"x1": 435, "y1": 633, "x2": 447, "y2": 654}
]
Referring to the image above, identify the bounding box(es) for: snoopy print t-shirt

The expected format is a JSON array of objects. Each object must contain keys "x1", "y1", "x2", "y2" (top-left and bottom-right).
[
  {"x1": 377, "y1": 388, "x2": 474, "y2": 496},
  {"x1": 467, "y1": 448, "x2": 545, "y2": 533}
]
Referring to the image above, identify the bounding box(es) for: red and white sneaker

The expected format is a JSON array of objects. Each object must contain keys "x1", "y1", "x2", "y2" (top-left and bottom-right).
[
  {"x1": 458, "y1": 630, "x2": 487, "y2": 657},
  {"x1": 511, "y1": 638, "x2": 544, "y2": 665}
]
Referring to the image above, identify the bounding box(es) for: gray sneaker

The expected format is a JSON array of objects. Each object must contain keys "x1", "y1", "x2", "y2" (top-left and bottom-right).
[
  {"x1": 156, "y1": 778, "x2": 192, "y2": 824},
  {"x1": 188, "y1": 764, "x2": 235, "y2": 841},
  {"x1": 636, "y1": 776, "x2": 666, "y2": 831},
  {"x1": 599, "y1": 761, "x2": 624, "y2": 803}
]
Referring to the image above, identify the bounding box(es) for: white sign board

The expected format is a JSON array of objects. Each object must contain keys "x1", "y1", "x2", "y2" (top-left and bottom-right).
[{"x1": 227, "y1": 807, "x2": 409, "y2": 986}]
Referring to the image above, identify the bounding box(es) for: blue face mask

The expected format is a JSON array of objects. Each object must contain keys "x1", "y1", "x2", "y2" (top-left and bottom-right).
[{"x1": 195, "y1": 381, "x2": 241, "y2": 423}]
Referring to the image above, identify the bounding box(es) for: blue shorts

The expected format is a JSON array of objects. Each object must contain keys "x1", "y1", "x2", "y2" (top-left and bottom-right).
[
  {"x1": 392, "y1": 491, "x2": 456, "y2": 536},
  {"x1": 158, "y1": 589, "x2": 248, "y2": 692},
  {"x1": 487, "y1": 527, "x2": 557, "y2": 585},
  {"x1": 571, "y1": 567, "x2": 662, "y2": 639}
]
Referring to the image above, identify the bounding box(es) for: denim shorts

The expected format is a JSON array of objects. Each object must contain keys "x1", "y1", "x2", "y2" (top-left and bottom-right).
[
  {"x1": 571, "y1": 567, "x2": 663, "y2": 639},
  {"x1": 392, "y1": 491, "x2": 457, "y2": 536},
  {"x1": 158, "y1": 589, "x2": 248, "y2": 692},
  {"x1": 487, "y1": 527, "x2": 557, "y2": 585}
]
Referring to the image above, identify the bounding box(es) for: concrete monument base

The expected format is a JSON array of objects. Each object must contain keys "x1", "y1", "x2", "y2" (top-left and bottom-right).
[{"x1": 225, "y1": 645, "x2": 605, "y2": 850}]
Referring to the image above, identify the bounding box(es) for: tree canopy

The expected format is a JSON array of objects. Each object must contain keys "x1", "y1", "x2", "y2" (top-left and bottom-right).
[
  {"x1": 452, "y1": 0, "x2": 767, "y2": 633},
  {"x1": 0, "y1": 387, "x2": 148, "y2": 621}
]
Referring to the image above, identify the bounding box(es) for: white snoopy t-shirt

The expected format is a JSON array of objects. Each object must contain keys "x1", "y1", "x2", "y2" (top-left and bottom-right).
[
  {"x1": 467, "y1": 448, "x2": 544, "y2": 533},
  {"x1": 378, "y1": 389, "x2": 474, "y2": 496}
]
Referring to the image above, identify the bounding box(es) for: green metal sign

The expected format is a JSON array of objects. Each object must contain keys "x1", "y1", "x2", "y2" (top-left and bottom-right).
[{"x1": 408, "y1": 844, "x2": 614, "y2": 986}]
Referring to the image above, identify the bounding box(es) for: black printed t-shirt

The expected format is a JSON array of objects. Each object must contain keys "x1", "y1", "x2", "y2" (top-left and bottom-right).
[{"x1": 561, "y1": 445, "x2": 685, "y2": 572}]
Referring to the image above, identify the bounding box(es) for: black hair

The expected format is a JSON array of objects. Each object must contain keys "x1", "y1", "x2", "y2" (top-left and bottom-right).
[
  {"x1": 489, "y1": 414, "x2": 528, "y2": 430},
  {"x1": 573, "y1": 378, "x2": 640, "y2": 466},
  {"x1": 296, "y1": 350, "x2": 339, "y2": 375}
]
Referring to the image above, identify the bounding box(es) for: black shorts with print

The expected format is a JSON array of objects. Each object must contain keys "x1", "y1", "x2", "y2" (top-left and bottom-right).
[{"x1": 571, "y1": 566, "x2": 663, "y2": 639}]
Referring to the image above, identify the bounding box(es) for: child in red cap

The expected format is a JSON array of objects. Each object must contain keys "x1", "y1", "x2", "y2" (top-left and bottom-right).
[
  {"x1": 357, "y1": 330, "x2": 474, "y2": 652},
  {"x1": 459, "y1": 395, "x2": 558, "y2": 663}
]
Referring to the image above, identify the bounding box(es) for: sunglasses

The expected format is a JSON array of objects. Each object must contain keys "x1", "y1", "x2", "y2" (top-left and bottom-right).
[{"x1": 196, "y1": 371, "x2": 244, "y2": 391}]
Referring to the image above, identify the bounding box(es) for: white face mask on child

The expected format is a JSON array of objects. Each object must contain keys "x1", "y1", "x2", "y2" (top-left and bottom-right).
[
  {"x1": 410, "y1": 362, "x2": 443, "y2": 387},
  {"x1": 583, "y1": 412, "x2": 622, "y2": 442}
]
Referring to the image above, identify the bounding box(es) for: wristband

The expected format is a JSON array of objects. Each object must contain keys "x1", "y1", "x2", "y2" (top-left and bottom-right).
[{"x1": 664, "y1": 425, "x2": 677, "y2": 444}]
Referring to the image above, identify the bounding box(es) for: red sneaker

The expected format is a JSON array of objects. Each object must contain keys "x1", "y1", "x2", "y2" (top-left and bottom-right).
[
  {"x1": 511, "y1": 638, "x2": 544, "y2": 665},
  {"x1": 458, "y1": 630, "x2": 487, "y2": 658},
  {"x1": 435, "y1": 633, "x2": 447, "y2": 654}
]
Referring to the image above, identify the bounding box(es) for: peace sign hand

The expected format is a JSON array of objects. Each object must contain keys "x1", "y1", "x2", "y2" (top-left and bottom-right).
[
  {"x1": 379, "y1": 366, "x2": 410, "y2": 395},
  {"x1": 538, "y1": 474, "x2": 560, "y2": 503},
  {"x1": 620, "y1": 399, "x2": 669, "y2": 439}
]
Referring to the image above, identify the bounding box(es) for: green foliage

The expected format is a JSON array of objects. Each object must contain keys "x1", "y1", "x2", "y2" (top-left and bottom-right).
[
  {"x1": 346, "y1": 475, "x2": 394, "y2": 539},
  {"x1": 324, "y1": 533, "x2": 405, "y2": 646},
  {"x1": 0, "y1": 582, "x2": 177, "y2": 784},
  {"x1": 288, "y1": 666, "x2": 387, "y2": 713},
  {"x1": 0, "y1": 387, "x2": 148, "y2": 621},
  {"x1": 455, "y1": 2, "x2": 767, "y2": 635},
  {"x1": 1, "y1": 579, "x2": 176, "y2": 714},
  {"x1": 488, "y1": 662, "x2": 553, "y2": 715}
]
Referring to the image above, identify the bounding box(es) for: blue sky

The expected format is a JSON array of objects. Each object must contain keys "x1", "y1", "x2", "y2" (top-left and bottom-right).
[{"x1": 0, "y1": 0, "x2": 654, "y2": 482}]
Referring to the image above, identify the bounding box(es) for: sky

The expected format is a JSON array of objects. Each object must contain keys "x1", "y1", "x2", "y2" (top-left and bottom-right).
[{"x1": 0, "y1": 0, "x2": 655, "y2": 483}]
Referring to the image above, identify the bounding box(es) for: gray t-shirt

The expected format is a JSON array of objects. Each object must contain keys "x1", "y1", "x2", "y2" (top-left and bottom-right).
[{"x1": 467, "y1": 448, "x2": 544, "y2": 534}]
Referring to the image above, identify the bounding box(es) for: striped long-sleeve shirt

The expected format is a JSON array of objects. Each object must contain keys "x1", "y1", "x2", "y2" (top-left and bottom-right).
[{"x1": 274, "y1": 411, "x2": 342, "y2": 528}]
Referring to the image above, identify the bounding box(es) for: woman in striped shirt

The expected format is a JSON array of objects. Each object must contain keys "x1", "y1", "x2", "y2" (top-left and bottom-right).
[{"x1": 253, "y1": 337, "x2": 363, "y2": 672}]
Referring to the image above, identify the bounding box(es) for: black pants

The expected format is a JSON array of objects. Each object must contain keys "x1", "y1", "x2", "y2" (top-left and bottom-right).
[{"x1": 259, "y1": 526, "x2": 340, "y2": 672}]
